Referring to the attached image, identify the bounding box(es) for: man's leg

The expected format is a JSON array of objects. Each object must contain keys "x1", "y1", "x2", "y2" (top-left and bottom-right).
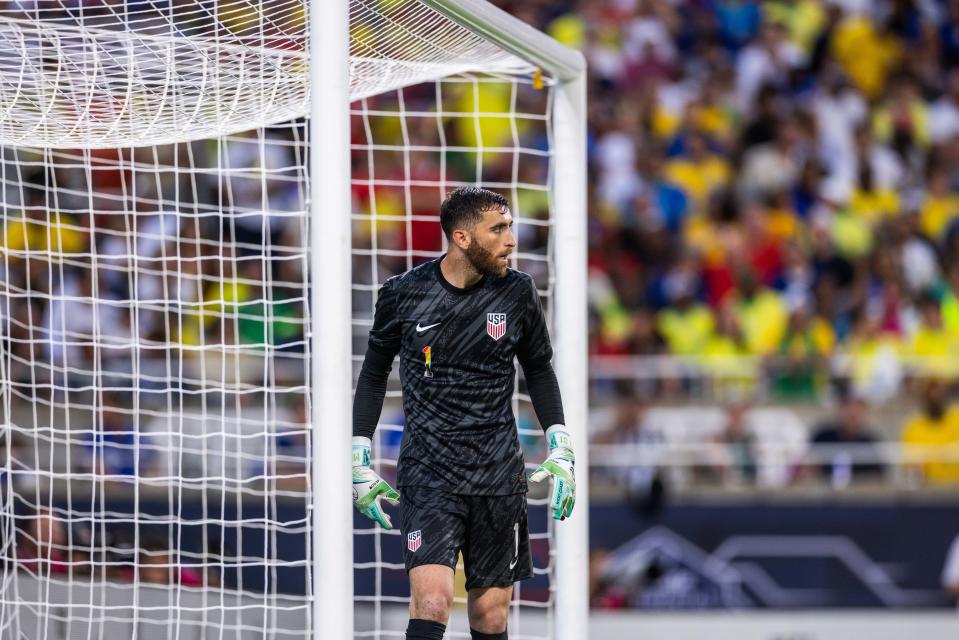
[
  {"x1": 407, "y1": 564, "x2": 455, "y2": 639},
  {"x1": 467, "y1": 585, "x2": 512, "y2": 639},
  {"x1": 402, "y1": 486, "x2": 466, "y2": 640},
  {"x1": 461, "y1": 493, "x2": 533, "y2": 640}
]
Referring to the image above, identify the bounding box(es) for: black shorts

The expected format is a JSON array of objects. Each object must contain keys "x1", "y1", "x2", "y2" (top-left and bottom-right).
[{"x1": 400, "y1": 486, "x2": 533, "y2": 590}]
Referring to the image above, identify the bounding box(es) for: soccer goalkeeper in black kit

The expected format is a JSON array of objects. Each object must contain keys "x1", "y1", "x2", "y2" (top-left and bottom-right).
[{"x1": 351, "y1": 187, "x2": 575, "y2": 640}]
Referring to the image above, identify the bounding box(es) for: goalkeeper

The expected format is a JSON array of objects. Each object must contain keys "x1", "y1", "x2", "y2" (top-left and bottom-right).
[{"x1": 352, "y1": 187, "x2": 575, "y2": 640}]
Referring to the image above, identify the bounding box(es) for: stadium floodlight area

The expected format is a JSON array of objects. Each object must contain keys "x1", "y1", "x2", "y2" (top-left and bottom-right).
[{"x1": 0, "y1": 0, "x2": 586, "y2": 638}]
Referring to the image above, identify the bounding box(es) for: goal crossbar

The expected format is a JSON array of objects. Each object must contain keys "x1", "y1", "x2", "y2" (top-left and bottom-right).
[{"x1": 420, "y1": 0, "x2": 585, "y2": 82}]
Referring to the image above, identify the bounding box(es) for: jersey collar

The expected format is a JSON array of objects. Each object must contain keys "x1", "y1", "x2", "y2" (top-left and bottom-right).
[{"x1": 434, "y1": 256, "x2": 486, "y2": 295}]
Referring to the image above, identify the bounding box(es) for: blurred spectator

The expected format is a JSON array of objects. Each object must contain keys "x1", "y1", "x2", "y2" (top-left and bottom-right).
[
  {"x1": 594, "y1": 108, "x2": 643, "y2": 211},
  {"x1": 138, "y1": 539, "x2": 174, "y2": 586},
  {"x1": 943, "y1": 533, "x2": 959, "y2": 603},
  {"x1": 843, "y1": 310, "x2": 903, "y2": 403},
  {"x1": 919, "y1": 165, "x2": 959, "y2": 240},
  {"x1": 896, "y1": 211, "x2": 941, "y2": 295},
  {"x1": 810, "y1": 393, "x2": 884, "y2": 485},
  {"x1": 17, "y1": 505, "x2": 68, "y2": 576},
  {"x1": 664, "y1": 132, "x2": 731, "y2": 215},
  {"x1": 80, "y1": 393, "x2": 156, "y2": 478},
  {"x1": 942, "y1": 265, "x2": 959, "y2": 335},
  {"x1": 735, "y1": 20, "x2": 803, "y2": 109},
  {"x1": 813, "y1": 71, "x2": 867, "y2": 180},
  {"x1": 768, "y1": 306, "x2": 835, "y2": 400},
  {"x1": 714, "y1": 0, "x2": 761, "y2": 51},
  {"x1": 907, "y1": 294, "x2": 959, "y2": 379},
  {"x1": 704, "y1": 399, "x2": 758, "y2": 485},
  {"x1": 3, "y1": 191, "x2": 87, "y2": 259},
  {"x1": 730, "y1": 269, "x2": 788, "y2": 356},
  {"x1": 901, "y1": 381, "x2": 959, "y2": 484},
  {"x1": 739, "y1": 116, "x2": 805, "y2": 202},
  {"x1": 66, "y1": 523, "x2": 101, "y2": 578},
  {"x1": 700, "y1": 304, "x2": 757, "y2": 398},
  {"x1": 137, "y1": 536, "x2": 203, "y2": 587},
  {"x1": 830, "y1": 9, "x2": 902, "y2": 100},
  {"x1": 593, "y1": 387, "x2": 665, "y2": 513},
  {"x1": 872, "y1": 72, "x2": 930, "y2": 151},
  {"x1": 741, "y1": 84, "x2": 784, "y2": 151},
  {"x1": 656, "y1": 267, "x2": 712, "y2": 358},
  {"x1": 636, "y1": 147, "x2": 688, "y2": 233},
  {"x1": 589, "y1": 547, "x2": 627, "y2": 609},
  {"x1": 931, "y1": 70, "x2": 959, "y2": 144}
]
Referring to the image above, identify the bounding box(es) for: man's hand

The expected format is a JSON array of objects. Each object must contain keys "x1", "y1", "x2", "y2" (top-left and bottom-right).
[
  {"x1": 352, "y1": 437, "x2": 400, "y2": 529},
  {"x1": 529, "y1": 426, "x2": 575, "y2": 521}
]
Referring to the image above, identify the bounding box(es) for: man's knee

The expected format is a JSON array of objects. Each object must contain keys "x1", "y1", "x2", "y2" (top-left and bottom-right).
[
  {"x1": 410, "y1": 590, "x2": 453, "y2": 622},
  {"x1": 409, "y1": 565, "x2": 455, "y2": 623},
  {"x1": 467, "y1": 594, "x2": 509, "y2": 634}
]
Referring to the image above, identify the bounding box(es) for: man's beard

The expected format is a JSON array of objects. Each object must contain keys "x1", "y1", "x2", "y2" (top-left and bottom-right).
[{"x1": 465, "y1": 240, "x2": 509, "y2": 277}]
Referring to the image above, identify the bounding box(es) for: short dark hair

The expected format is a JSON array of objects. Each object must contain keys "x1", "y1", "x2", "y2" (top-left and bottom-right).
[{"x1": 439, "y1": 187, "x2": 509, "y2": 240}]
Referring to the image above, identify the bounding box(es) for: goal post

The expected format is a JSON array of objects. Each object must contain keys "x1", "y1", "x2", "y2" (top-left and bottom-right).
[
  {"x1": 549, "y1": 72, "x2": 589, "y2": 640},
  {"x1": 311, "y1": 1, "x2": 353, "y2": 640}
]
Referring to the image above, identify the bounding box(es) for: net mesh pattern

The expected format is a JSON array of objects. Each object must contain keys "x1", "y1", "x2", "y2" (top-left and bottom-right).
[
  {"x1": 0, "y1": 1, "x2": 560, "y2": 638},
  {"x1": 0, "y1": 0, "x2": 531, "y2": 148}
]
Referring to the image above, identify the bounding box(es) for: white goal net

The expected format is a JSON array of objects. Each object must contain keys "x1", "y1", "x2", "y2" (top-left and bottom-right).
[{"x1": 0, "y1": 0, "x2": 582, "y2": 638}]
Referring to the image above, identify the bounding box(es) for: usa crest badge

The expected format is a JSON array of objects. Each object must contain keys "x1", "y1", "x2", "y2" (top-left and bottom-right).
[
  {"x1": 407, "y1": 530, "x2": 422, "y2": 553},
  {"x1": 487, "y1": 313, "x2": 507, "y2": 341}
]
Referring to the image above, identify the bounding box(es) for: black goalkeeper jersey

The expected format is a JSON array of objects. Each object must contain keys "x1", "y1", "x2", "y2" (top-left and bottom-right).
[{"x1": 366, "y1": 258, "x2": 554, "y2": 495}]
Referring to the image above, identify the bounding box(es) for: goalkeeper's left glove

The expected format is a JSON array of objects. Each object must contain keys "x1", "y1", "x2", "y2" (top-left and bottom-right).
[
  {"x1": 529, "y1": 425, "x2": 575, "y2": 521},
  {"x1": 352, "y1": 436, "x2": 400, "y2": 529}
]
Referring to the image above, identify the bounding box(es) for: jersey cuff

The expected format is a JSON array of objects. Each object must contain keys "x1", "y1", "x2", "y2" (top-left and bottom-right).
[
  {"x1": 544, "y1": 425, "x2": 572, "y2": 451},
  {"x1": 352, "y1": 437, "x2": 372, "y2": 467}
]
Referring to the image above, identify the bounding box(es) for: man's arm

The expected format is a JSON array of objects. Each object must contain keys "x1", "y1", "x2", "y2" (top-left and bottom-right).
[
  {"x1": 521, "y1": 358, "x2": 566, "y2": 431},
  {"x1": 515, "y1": 276, "x2": 565, "y2": 429},
  {"x1": 352, "y1": 348, "x2": 394, "y2": 440},
  {"x1": 516, "y1": 276, "x2": 575, "y2": 520},
  {"x1": 353, "y1": 277, "x2": 402, "y2": 436},
  {"x1": 352, "y1": 279, "x2": 402, "y2": 529}
]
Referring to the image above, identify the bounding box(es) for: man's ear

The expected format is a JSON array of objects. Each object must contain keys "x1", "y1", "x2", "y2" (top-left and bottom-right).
[{"x1": 450, "y1": 228, "x2": 471, "y2": 251}]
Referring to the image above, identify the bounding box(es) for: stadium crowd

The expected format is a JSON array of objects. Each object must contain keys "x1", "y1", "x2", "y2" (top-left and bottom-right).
[
  {"x1": 1, "y1": 0, "x2": 959, "y2": 494},
  {"x1": 6, "y1": 0, "x2": 959, "y2": 402},
  {"x1": 490, "y1": 0, "x2": 959, "y2": 403}
]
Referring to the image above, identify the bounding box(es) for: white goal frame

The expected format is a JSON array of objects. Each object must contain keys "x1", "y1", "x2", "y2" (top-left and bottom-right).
[{"x1": 312, "y1": 1, "x2": 588, "y2": 638}]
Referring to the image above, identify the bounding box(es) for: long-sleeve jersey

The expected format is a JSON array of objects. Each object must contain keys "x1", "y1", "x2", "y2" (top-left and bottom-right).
[{"x1": 352, "y1": 257, "x2": 565, "y2": 495}]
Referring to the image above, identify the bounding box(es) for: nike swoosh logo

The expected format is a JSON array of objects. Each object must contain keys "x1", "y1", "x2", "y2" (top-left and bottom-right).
[
  {"x1": 509, "y1": 522, "x2": 519, "y2": 570},
  {"x1": 416, "y1": 322, "x2": 441, "y2": 333}
]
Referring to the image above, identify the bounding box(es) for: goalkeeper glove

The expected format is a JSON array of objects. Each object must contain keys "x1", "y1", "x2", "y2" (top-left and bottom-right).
[
  {"x1": 529, "y1": 425, "x2": 575, "y2": 521},
  {"x1": 352, "y1": 436, "x2": 400, "y2": 529}
]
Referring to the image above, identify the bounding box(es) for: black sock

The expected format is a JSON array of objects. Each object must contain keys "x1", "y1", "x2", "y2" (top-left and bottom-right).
[
  {"x1": 406, "y1": 619, "x2": 446, "y2": 640},
  {"x1": 471, "y1": 629, "x2": 507, "y2": 640}
]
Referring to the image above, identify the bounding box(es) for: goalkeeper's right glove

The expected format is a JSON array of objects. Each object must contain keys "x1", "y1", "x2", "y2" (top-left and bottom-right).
[
  {"x1": 529, "y1": 425, "x2": 575, "y2": 521},
  {"x1": 352, "y1": 436, "x2": 400, "y2": 529}
]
